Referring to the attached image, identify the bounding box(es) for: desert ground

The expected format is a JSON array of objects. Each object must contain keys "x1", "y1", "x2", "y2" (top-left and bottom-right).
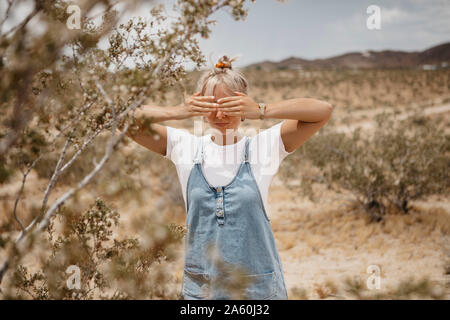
[{"x1": 1, "y1": 68, "x2": 449, "y2": 299}]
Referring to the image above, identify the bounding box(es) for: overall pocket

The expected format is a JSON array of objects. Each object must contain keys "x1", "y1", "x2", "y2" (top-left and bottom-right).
[
  {"x1": 182, "y1": 269, "x2": 210, "y2": 299},
  {"x1": 242, "y1": 271, "x2": 277, "y2": 300}
]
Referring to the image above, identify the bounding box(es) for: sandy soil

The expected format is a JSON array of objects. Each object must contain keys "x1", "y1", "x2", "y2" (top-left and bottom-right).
[
  {"x1": 1, "y1": 69, "x2": 449, "y2": 299},
  {"x1": 269, "y1": 177, "x2": 450, "y2": 299}
]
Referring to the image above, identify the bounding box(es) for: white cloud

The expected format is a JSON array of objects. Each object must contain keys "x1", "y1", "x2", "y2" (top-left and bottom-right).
[{"x1": 380, "y1": 7, "x2": 413, "y2": 25}]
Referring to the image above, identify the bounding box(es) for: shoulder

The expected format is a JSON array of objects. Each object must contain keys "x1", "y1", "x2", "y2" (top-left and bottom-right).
[
  {"x1": 250, "y1": 121, "x2": 282, "y2": 142},
  {"x1": 164, "y1": 126, "x2": 203, "y2": 162},
  {"x1": 251, "y1": 121, "x2": 292, "y2": 153},
  {"x1": 165, "y1": 125, "x2": 196, "y2": 143},
  {"x1": 248, "y1": 121, "x2": 293, "y2": 165}
]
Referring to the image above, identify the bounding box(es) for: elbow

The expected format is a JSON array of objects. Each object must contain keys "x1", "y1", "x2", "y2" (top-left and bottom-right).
[
  {"x1": 314, "y1": 98, "x2": 334, "y2": 115},
  {"x1": 326, "y1": 102, "x2": 334, "y2": 114},
  {"x1": 323, "y1": 102, "x2": 334, "y2": 120}
]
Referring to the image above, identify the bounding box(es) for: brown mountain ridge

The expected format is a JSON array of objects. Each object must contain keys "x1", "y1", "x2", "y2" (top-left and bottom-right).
[{"x1": 246, "y1": 42, "x2": 450, "y2": 70}]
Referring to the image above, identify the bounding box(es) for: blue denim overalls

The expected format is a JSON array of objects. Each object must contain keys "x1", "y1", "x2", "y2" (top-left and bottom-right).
[{"x1": 181, "y1": 135, "x2": 288, "y2": 300}]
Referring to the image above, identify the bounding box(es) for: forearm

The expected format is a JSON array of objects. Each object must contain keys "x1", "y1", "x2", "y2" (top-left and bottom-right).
[
  {"x1": 116, "y1": 104, "x2": 189, "y2": 137},
  {"x1": 134, "y1": 103, "x2": 189, "y2": 123},
  {"x1": 264, "y1": 98, "x2": 333, "y2": 123}
]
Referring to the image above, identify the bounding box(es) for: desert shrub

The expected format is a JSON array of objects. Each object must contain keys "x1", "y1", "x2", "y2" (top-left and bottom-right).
[
  {"x1": 342, "y1": 275, "x2": 447, "y2": 300},
  {"x1": 288, "y1": 275, "x2": 447, "y2": 300},
  {"x1": 0, "y1": 0, "x2": 256, "y2": 288},
  {"x1": 31, "y1": 135, "x2": 108, "y2": 185},
  {"x1": 247, "y1": 69, "x2": 450, "y2": 112},
  {"x1": 1, "y1": 198, "x2": 186, "y2": 299},
  {"x1": 282, "y1": 113, "x2": 449, "y2": 221}
]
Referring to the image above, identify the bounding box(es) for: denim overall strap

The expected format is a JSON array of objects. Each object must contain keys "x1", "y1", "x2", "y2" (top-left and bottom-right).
[
  {"x1": 243, "y1": 136, "x2": 250, "y2": 163},
  {"x1": 193, "y1": 136, "x2": 203, "y2": 164}
]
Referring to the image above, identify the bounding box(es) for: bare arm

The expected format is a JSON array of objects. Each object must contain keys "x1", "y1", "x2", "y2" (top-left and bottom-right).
[
  {"x1": 117, "y1": 93, "x2": 216, "y2": 156},
  {"x1": 264, "y1": 98, "x2": 334, "y2": 153},
  {"x1": 216, "y1": 93, "x2": 333, "y2": 153},
  {"x1": 118, "y1": 104, "x2": 190, "y2": 156}
]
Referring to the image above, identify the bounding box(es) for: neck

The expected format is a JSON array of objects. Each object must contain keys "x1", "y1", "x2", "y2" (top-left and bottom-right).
[{"x1": 210, "y1": 130, "x2": 243, "y2": 146}]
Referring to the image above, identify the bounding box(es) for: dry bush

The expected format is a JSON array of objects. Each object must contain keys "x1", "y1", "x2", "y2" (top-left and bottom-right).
[
  {"x1": 342, "y1": 275, "x2": 447, "y2": 300},
  {"x1": 314, "y1": 280, "x2": 338, "y2": 299},
  {"x1": 0, "y1": 197, "x2": 186, "y2": 299},
  {"x1": 289, "y1": 276, "x2": 447, "y2": 300},
  {"x1": 289, "y1": 286, "x2": 309, "y2": 300},
  {"x1": 242, "y1": 69, "x2": 450, "y2": 114},
  {"x1": 0, "y1": 0, "x2": 255, "y2": 291},
  {"x1": 280, "y1": 114, "x2": 449, "y2": 222}
]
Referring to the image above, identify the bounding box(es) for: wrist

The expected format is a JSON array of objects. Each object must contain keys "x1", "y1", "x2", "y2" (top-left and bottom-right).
[
  {"x1": 171, "y1": 105, "x2": 191, "y2": 120},
  {"x1": 257, "y1": 102, "x2": 267, "y2": 120},
  {"x1": 262, "y1": 103, "x2": 274, "y2": 119}
]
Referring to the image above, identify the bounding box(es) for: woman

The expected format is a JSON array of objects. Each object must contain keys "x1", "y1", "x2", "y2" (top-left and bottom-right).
[{"x1": 125, "y1": 55, "x2": 333, "y2": 300}]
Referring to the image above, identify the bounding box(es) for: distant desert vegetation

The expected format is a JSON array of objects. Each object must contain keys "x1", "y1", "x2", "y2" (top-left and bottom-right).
[{"x1": 1, "y1": 67, "x2": 449, "y2": 299}]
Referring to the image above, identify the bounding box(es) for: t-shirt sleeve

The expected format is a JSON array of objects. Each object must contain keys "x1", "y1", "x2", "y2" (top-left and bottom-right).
[
  {"x1": 250, "y1": 120, "x2": 294, "y2": 176},
  {"x1": 263, "y1": 120, "x2": 294, "y2": 161},
  {"x1": 164, "y1": 126, "x2": 196, "y2": 163}
]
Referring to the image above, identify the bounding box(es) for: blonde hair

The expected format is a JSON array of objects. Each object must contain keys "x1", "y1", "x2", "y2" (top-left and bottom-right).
[{"x1": 196, "y1": 55, "x2": 249, "y2": 96}]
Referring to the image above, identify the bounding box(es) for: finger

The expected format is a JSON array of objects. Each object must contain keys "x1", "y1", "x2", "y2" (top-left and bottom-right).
[
  {"x1": 216, "y1": 100, "x2": 241, "y2": 108},
  {"x1": 217, "y1": 96, "x2": 241, "y2": 104},
  {"x1": 189, "y1": 98, "x2": 212, "y2": 107},
  {"x1": 193, "y1": 95, "x2": 216, "y2": 101},
  {"x1": 219, "y1": 107, "x2": 241, "y2": 113},
  {"x1": 233, "y1": 91, "x2": 246, "y2": 96},
  {"x1": 193, "y1": 100, "x2": 218, "y2": 108},
  {"x1": 191, "y1": 105, "x2": 217, "y2": 112}
]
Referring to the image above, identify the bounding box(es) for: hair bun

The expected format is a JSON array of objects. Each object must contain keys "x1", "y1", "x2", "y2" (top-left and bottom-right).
[{"x1": 215, "y1": 55, "x2": 233, "y2": 70}]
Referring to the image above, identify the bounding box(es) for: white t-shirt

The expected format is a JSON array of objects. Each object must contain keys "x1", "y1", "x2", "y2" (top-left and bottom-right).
[{"x1": 164, "y1": 121, "x2": 294, "y2": 217}]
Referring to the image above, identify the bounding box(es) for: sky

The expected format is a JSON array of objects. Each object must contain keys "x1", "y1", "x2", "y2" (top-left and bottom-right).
[
  {"x1": 150, "y1": 0, "x2": 450, "y2": 71},
  {"x1": 1, "y1": 0, "x2": 449, "y2": 71}
]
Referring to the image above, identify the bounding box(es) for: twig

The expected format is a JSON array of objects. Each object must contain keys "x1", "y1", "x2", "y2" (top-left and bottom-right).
[
  {"x1": 0, "y1": 115, "x2": 134, "y2": 284},
  {"x1": 0, "y1": 5, "x2": 38, "y2": 40},
  {"x1": 13, "y1": 154, "x2": 43, "y2": 237},
  {"x1": 20, "y1": 94, "x2": 144, "y2": 238},
  {"x1": 0, "y1": 0, "x2": 14, "y2": 35}
]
